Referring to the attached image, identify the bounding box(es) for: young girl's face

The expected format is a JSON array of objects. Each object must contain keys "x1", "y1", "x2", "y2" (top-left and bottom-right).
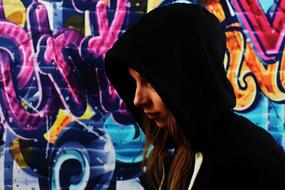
[{"x1": 128, "y1": 68, "x2": 173, "y2": 128}]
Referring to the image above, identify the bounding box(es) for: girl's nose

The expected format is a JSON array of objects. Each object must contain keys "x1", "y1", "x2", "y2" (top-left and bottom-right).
[{"x1": 133, "y1": 86, "x2": 149, "y2": 107}]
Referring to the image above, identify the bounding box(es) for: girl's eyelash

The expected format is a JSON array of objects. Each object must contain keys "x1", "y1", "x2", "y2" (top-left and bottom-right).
[{"x1": 142, "y1": 77, "x2": 148, "y2": 83}]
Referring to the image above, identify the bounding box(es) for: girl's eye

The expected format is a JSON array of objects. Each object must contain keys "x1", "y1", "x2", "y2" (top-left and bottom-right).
[
  {"x1": 141, "y1": 77, "x2": 148, "y2": 84},
  {"x1": 142, "y1": 78, "x2": 156, "y2": 91}
]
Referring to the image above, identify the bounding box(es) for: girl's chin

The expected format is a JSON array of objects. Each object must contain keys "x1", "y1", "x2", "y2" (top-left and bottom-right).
[{"x1": 154, "y1": 120, "x2": 167, "y2": 128}]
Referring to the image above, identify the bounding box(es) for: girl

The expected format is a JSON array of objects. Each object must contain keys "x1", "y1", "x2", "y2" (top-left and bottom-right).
[{"x1": 105, "y1": 3, "x2": 285, "y2": 190}]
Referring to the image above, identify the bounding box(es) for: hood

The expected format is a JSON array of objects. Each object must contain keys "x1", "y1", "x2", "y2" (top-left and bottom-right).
[{"x1": 104, "y1": 3, "x2": 236, "y2": 152}]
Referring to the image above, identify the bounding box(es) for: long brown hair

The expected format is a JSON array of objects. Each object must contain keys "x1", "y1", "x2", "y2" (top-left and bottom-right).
[{"x1": 142, "y1": 114, "x2": 195, "y2": 190}]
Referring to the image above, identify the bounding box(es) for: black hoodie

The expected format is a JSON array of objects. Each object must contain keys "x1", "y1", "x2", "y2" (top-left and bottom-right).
[{"x1": 105, "y1": 3, "x2": 285, "y2": 190}]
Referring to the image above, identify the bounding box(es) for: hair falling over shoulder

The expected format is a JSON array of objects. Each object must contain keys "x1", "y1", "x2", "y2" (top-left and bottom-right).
[{"x1": 142, "y1": 114, "x2": 195, "y2": 190}]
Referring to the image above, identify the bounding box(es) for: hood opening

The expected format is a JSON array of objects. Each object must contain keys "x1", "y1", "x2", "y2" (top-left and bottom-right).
[{"x1": 105, "y1": 3, "x2": 236, "y2": 152}]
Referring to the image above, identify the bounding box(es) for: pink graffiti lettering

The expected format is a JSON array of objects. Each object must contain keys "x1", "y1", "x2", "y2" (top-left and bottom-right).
[
  {"x1": 84, "y1": 0, "x2": 127, "y2": 56},
  {"x1": 0, "y1": 22, "x2": 57, "y2": 137},
  {"x1": 0, "y1": 0, "x2": 129, "y2": 139},
  {"x1": 231, "y1": 0, "x2": 285, "y2": 62}
]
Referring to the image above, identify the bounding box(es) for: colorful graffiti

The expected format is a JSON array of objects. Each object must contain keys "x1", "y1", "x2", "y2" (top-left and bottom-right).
[
  {"x1": 230, "y1": 0, "x2": 285, "y2": 63},
  {"x1": 0, "y1": 0, "x2": 146, "y2": 189},
  {"x1": 0, "y1": 0, "x2": 284, "y2": 189},
  {"x1": 210, "y1": 0, "x2": 285, "y2": 145}
]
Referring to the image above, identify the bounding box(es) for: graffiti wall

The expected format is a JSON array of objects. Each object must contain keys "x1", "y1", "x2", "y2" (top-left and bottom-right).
[{"x1": 0, "y1": 0, "x2": 284, "y2": 189}]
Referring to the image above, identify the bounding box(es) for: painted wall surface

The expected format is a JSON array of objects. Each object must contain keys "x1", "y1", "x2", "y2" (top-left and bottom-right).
[{"x1": 0, "y1": 0, "x2": 283, "y2": 189}]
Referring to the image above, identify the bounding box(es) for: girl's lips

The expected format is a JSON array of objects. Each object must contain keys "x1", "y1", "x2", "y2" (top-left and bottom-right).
[{"x1": 146, "y1": 112, "x2": 160, "y2": 119}]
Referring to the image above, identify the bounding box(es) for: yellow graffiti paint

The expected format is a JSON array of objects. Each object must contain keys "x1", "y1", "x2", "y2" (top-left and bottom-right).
[
  {"x1": 206, "y1": 0, "x2": 225, "y2": 22},
  {"x1": 44, "y1": 104, "x2": 95, "y2": 144},
  {"x1": 78, "y1": 103, "x2": 95, "y2": 119},
  {"x1": 225, "y1": 27, "x2": 285, "y2": 111},
  {"x1": 280, "y1": 49, "x2": 285, "y2": 89},
  {"x1": 44, "y1": 109, "x2": 73, "y2": 144},
  {"x1": 103, "y1": 0, "x2": 109, "y2": 6},
  {"x1": 245, "y1": 44, "x2": 285, "y2": 102},
  {"x1": 85, "y1": 10, "x2": 92, "y2": 36},
  {"x1": 147, "y1": 0, "x2": 162, "y2": 13},
  {"x1": 208, "y1": 1, "x2": 285, "y2": 111},
  {"x1": 21, "y1": 100, "x2": 28, "y2": 110},
  {"x1": 10, "y1": 138, "x2": 28, "y2": 168},
  {"x1": 65, "y1": 15, "x2": 85, "y2": 35},
  {"x1": 226, "y1": 29, "x2": 257, "y2": 111},
  {"x1": 2, "y1": 0, "x2": 26, "y2": 27}
]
